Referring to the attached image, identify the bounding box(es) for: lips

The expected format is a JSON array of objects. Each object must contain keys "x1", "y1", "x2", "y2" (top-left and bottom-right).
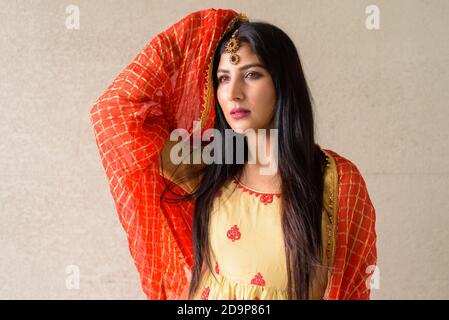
[
  {"x1": 230, "y1": 107, "x2": 250, "y2": 120},
  {"x1": 230, "y1": 106, "x2": 250, "y2": 115},
  {"x1": 230, "y1": 106, "x2": 250, "y2": 120}
]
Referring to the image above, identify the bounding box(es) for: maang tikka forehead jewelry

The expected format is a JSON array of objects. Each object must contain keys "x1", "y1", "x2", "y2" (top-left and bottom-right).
[{"x1": 224, "y1": 29, "x2": 241, "y2": 65}]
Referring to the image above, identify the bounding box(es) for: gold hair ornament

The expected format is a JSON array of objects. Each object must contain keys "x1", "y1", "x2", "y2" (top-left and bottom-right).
[{"x1": 224, "y1": 29, "x2": 241, "y2": 65}]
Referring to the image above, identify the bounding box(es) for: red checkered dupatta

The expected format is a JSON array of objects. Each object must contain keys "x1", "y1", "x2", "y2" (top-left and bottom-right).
[{"x1": 89, "y1": 8, "x2": 377, "y2": 299}]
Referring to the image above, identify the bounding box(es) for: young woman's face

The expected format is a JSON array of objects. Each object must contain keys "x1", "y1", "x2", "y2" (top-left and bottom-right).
[{"x1": 216, "y1": 42, "x2": 276, "y2": 134}]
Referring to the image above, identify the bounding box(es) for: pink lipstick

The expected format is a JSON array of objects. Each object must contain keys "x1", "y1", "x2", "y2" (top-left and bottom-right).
[{"x1": 230, "y1": 106, "x2": 250, "y2": 120}]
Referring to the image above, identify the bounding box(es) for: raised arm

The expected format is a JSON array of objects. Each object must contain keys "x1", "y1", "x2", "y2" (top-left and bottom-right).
[
  {"x1": 88, "y1": 9, "x2": 242, "y2": 299},
  {"x1": 89, "y1": 31, "x2": 180, "y2": 180}
]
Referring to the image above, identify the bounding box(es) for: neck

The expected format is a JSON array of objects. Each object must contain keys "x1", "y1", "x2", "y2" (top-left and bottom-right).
[{"x1": 245, "y1": 128, "x2": 279, "y2": 176}]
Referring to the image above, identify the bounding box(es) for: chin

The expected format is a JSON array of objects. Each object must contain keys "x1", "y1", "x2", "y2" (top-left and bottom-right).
[
  {"x1": 231, "y1": 128, "x2": 245, "y2": 135},
  {"x1": 230, "y1": 126, "x2": 250, "y2": 134}
]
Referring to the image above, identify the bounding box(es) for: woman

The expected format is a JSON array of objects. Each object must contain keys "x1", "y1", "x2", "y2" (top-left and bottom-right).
[{"x1": 89, "y1": 8, "x2": 377, "y2": 300}]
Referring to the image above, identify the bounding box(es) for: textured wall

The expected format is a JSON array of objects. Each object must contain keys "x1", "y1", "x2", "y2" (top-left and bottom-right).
[{"x1": 1, "y1": 0, "x2": 448, "y2": 299}]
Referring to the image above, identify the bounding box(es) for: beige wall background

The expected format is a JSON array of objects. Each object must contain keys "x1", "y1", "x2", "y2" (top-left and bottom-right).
[{"x1": 1, "y1": 0, "x2": 448, "y2": 299}]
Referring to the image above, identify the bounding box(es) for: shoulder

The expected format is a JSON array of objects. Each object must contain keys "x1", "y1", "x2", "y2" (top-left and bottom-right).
[
  {"x1": 319, "y1": 147, "x2": 376, "y2": 243},
  {"x1": 318, "y1": 146, "x2": 375, "y2": 222},
  {"x1": 319, "y1": 147, "x2": 367, "y2": 189}
]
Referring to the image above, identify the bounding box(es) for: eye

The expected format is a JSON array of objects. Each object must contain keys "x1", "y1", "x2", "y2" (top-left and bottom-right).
[
  {"x1": 217, "y1": 72, "x2": 262, "y2": 84},
  {"x1": 245, "y1": 71, "x2": 261, "y2": 79},
  {"x1": 217, "y1": 75, "x2": 229, "y2": 83}
]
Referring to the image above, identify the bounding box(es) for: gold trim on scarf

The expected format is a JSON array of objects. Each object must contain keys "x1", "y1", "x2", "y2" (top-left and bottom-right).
[
  {"x1": 319, "y1": 147, "x2": 338, "y2": 299},
  {"x1": 198, "y1": 13, "x2": 249, "y2": 133},
  {"x1": 305, "y1": 147, "x2": 338, "y2": 299}
]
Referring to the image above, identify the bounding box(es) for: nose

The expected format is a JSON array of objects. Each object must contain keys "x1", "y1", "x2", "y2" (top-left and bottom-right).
[{"x1": 227, "y1": 77, "x2": 244, "y2": 101}]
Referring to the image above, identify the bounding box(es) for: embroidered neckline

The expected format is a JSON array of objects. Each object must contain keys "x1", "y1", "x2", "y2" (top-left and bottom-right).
[{"x1": 231, "y1": 176, "x2": 281, "y2": 205}]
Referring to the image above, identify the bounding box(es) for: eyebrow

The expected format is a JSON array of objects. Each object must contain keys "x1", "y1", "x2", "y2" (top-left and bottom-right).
[{"x1": 217, "y1": 63, "x2": 266, "y2": 74}]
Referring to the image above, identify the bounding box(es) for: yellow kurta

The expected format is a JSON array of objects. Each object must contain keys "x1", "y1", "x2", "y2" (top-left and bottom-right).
[{"x1": 192, "y1": 174, "x2": 333, "y2": 300}]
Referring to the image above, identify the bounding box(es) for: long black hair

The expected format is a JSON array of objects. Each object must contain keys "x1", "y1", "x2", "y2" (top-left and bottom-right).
[{"x1": 160, "y1": 21, "x2": 328, "y2": 300}]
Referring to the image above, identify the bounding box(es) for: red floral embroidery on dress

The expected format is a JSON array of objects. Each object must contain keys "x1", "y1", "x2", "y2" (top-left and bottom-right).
[
  {"x1": 232, "y1": 177, "x2": 281, "y2": 205},
  {"x1": 259, "y1": 194, "x2": 275, "y2": 205},
  {"x1": 226, "y1": 225, "x2": 241, "y2": 242},
  {"x1": 215, "y1": 261, "x2": 220, "y2": 275},
  {"x1": 250, "y1": 273, "x2": 266, "y2": 287},
  {"x1": 201, "y1": 286, "x2": 210, "y2": 300}
]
